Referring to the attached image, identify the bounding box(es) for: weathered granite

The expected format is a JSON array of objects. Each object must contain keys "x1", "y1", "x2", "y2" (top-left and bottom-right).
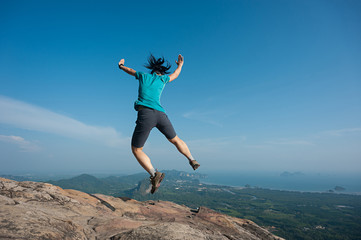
[{"x1": 0, "y1": 177, "x2": 284, "y2": 240}]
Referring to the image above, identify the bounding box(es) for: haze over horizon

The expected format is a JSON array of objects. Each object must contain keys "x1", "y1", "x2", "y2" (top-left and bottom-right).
[{"x1": 1, "y1": 0, "x2": 361, "y2": 175}]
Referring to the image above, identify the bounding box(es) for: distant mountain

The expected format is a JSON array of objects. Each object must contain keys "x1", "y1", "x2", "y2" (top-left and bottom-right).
[
  {"x1": 47, "y1": 174, "x2": 106, "y2": 193},
  {"x1": 0, "y1": 174, "x2": 33, "y2": 182},
  {"x1": 124, "y1": 170, "x2": 206, "y2": 199},
  {"x1": 46, "y1": 172, "x2": 148, "y2": 196},
  {"x1": 46, "y1": 170, "x2": 206, "y2": 197},
  {"x1": 280, "y1": 171, "x2": 305, "y2": 177},
  {"x1": 334, "y1": 186, "x2": 346, "y2": 191}
]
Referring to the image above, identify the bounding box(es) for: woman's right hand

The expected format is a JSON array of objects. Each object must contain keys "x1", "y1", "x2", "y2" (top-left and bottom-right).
[
  {"x1": 118, "y1": 59, "x2": 125, "y2": 68},
  {"x1": 176, "y1": 54, "x2": 184, "y2": 66}
]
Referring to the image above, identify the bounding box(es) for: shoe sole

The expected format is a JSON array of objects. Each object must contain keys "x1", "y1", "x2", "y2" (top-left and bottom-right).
[
  {"x1": 192, "y1": 164, "x2": 200, "y2": 170},
  {"x1": 151, "y1": 173, "x2": 165, "y2": 194},
  {"x1": 190, "y1": 161, "x2": 200, "y2": 170}
]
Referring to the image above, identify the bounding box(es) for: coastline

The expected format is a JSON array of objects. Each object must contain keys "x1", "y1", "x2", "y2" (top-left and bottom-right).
[{"x1": 199, "y1": 178, "x2": 361, "y2": 195}]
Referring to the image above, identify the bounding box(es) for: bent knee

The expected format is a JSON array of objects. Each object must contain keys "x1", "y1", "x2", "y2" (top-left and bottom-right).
[
  {"x1": 131, "y1": 146, "x2": 143, "y2": 153},
  {"x1": 168, "y1": 135, "x2": 180, "y2": 144}
]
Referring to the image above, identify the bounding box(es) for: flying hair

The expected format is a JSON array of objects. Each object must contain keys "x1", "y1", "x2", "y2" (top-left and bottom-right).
[{"x1": 144, "y1": 54, "x2": 171, "y2": 75}]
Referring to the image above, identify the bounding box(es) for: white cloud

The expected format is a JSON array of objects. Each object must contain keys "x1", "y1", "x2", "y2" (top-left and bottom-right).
[
  {"x1": 189, "y1": 135, "x2": 247, "y2": 146},
  {"x1": 321, "y1": 127, "x2": 361, "y2": 136},
  {"x1": 186, "y1": 135, "x2": 247, "y2": 153},
  {"x1": 265, "y1": 139, "x2": 314, "y2": 146},
  {"x1": 242, "y1": 144, "x2": 271, "y2": 149},
  {"x1": 0, "y1": 96, "x2": 129, "y2": 147},
  {"x1": 0, "y1": 135, "x2": 41, "y2": 152},
  {"x1": 182, "y1": 110, "x2": 223, "y2": 127}
]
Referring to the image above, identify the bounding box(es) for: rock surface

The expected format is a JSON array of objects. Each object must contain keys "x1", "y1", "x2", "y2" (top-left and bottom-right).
[{"x1": 0, "y1": 177, "x2": 284, "y2": 240}]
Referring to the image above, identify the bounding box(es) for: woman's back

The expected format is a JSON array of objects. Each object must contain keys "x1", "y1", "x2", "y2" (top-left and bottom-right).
[{"x1": 135, "y1": 72, "x2": 170, "y2": 112}]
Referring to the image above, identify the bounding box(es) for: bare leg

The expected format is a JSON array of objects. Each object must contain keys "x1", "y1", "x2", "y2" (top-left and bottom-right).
[
  {"x1": 168, "y1": 135, "x2": 194, "y2": 162},
  {"x1": 131, "y1": 146, "x2": 155, "y2": 175}
]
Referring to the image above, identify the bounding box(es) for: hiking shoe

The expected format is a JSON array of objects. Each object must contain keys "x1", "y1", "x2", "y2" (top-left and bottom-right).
[
  {"x1": 150, "y1": 171, "x2": 165, "y2": 194},
  {"x1": 189, "y1": 160, "x2": 200, "y2": 170}
]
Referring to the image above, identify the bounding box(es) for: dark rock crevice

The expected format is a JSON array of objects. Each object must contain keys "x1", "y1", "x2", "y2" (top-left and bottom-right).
[{"x1": 88, "y1": 193, "x2": 116, "y2": 211}]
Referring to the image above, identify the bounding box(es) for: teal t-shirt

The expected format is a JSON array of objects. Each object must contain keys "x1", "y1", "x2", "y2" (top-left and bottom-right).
[{"x1": 134, "y1": 71, "x2": 170, "y2": 112}]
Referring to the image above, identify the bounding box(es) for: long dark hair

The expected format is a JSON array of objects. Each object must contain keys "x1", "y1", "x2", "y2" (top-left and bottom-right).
[{"x1": 144, "y1": 54, "x2": 171, "y2": 75}]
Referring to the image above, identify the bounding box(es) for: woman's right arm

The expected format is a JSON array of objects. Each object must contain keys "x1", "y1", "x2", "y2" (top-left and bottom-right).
[{"x1": 118, "y1": 59, "x2": 136, "y2": 76}]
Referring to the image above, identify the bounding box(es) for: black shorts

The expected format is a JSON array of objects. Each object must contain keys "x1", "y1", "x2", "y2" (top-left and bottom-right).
[{"x1": 131, "y1": 107, "x2": 177, "y2": 148}]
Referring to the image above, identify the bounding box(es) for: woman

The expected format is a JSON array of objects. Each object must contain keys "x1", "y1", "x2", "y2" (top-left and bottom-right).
[{"x1": 118, "y1": 54, "x2": 200, "y2": 194}]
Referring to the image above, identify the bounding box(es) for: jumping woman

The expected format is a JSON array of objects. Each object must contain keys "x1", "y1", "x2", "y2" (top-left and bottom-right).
[{"x1": 118, "y1": 54, "x2": 200, "y2": 194}]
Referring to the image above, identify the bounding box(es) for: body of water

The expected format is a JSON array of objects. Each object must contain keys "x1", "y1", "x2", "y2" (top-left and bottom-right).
[{"x1": 200, "y1": 171, "x2": 361, "y2": 194}]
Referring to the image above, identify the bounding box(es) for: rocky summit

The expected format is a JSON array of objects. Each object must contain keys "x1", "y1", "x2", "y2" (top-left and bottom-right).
[{"x1": 0, "y1": 177, "x2": 283, "y2": 240}]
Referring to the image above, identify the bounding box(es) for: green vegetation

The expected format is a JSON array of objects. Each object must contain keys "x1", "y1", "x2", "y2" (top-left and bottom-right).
[
  {"x1": 18, "y1": 171, "x2": 361, "y2": 240},
  {"x1": 126, "y1": 175, "x2": 361, "y2": 240}
]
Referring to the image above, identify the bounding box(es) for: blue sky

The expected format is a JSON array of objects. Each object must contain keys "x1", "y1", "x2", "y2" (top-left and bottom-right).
[{"x1": 1, "y1": 0, "x2": 360, "y2": 175}]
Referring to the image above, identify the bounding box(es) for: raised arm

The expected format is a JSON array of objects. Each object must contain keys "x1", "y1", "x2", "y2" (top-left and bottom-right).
[
  {"x1": 169, "y1": 54, "x2": 184, "y2": 82},
  {"x1": 118, "y1": 59, "x2": 136, "y2": 76}
]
